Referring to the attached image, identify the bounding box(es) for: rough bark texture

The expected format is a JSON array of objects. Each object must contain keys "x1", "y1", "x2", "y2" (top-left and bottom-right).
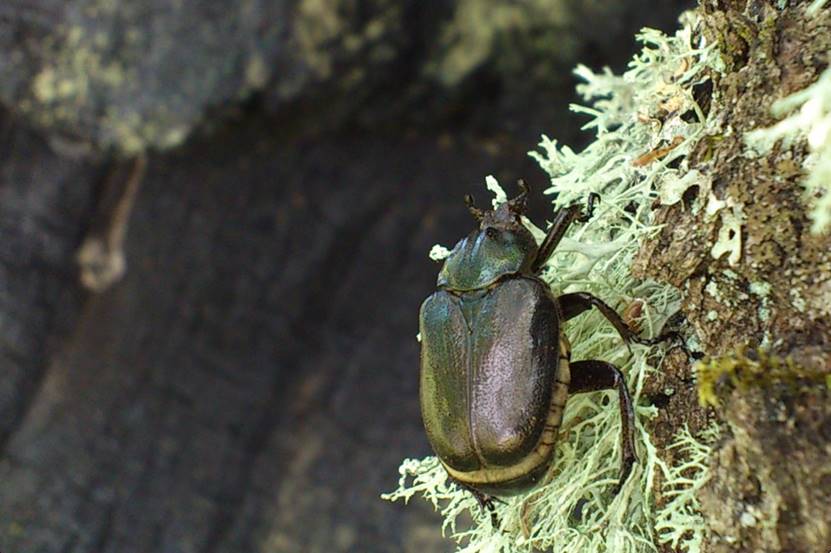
[
  {"x1": 635, "y1": 2, "x2": 831, "y2": 552},
  {"x1": 701, "y1": 384, "x2": 831, "y2": 553},
  {"x1": 0, "y1": 115, "x2": 96, "y2": 450}
]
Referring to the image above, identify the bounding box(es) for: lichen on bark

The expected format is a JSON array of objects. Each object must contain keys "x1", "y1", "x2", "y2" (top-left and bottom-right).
[{"x1": 634, "y1": 1, "x2": 831, "y2": 552}]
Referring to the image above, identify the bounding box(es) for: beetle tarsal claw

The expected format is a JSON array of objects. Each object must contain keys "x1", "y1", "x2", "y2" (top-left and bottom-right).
[
  {"x1": 462, "y1": 486, "x2": 502, "y2": 528},
  {"x1": 577, "y1": 192, "x2": 601, "y2": 222}
]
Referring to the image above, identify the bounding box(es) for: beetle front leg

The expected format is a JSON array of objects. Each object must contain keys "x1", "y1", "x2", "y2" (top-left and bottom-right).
[
  {"x1": 531, "y1": 193, "x2": 599, "y2": 273},
  {"x1": 568, "y1": 360, "x2": 637, "y2": 494},
  {"x1": 558, "y1": 292, "x2": 681, "y2": 350}
]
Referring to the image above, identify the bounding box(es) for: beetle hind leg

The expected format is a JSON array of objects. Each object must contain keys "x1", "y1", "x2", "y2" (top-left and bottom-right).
[
  {"x1": 568, "y1": 360, "x2": 637, "y2": 495},
  {"x1": 459, "y1": 484, "x2": 503, "y2": 529}
]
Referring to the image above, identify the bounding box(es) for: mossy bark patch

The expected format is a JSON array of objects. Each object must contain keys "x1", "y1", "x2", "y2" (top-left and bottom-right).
[{"x1": 634, "y1": 2, "x2": 831, "y2": 551}]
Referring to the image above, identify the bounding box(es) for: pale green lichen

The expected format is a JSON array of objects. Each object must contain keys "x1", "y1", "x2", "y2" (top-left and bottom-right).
[
  {"x1": 654, "y1": 425, "x2": 719, "y2": 552},
  {"x1": 745, "y1": 53, "x2": 831, "y2": 234},
  {"x1": 807, "y1": 0, "x2": 829, "y2": 16},
  {"x1": 750, "y1": 281, "x2": 773, "y2": 327},
  {"x1": 748, "y1": 281, "x2": 771, "y2": 297},
  {"x1": 722, "y1": 269, "x2": 739, "y2": 280},
  {"x1": 385, "y1": 14, "x2": 718, "y2": 553},
  {"x1": 699, "y1": 175, "x2": 745, "y2": 267},
  {"x1": 789, "y1": 288, "x2": 807, "y2": 313},
  {"x1": 657, "y1": 169, "x2": 709, "y2": 207},
  {"x1": 709, "y1": 201, "x2": 744, "y2": 266},
  {"x1": 485, "y1": 174, "x2": 509, "y2": 207},
  {"x1": 429, "y1": 244, "x2": 453, "y2": 261}
]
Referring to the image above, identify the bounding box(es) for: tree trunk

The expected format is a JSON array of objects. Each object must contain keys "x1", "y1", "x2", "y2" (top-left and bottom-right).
[{"x1": 635, "y1": 2, "x2": 831, "y2": 551}]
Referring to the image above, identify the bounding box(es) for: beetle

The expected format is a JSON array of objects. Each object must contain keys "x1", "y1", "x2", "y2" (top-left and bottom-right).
[{"x1": 419, "y1": 182, "x2": 676, "y2": 519}]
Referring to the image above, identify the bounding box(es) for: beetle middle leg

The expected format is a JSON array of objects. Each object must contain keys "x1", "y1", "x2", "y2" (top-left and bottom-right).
[
  {"x1": 568, "y1": 360, "x2": 637, "y2": 494},
  {"x1": 558, "y1": 292, "x2": 681, "y2": 349}
]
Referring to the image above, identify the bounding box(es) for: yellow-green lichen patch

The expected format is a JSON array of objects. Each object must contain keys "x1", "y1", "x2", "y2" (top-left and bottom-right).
[
  {"x1": 8, "y1": 0, "x2": 295, "y2": 152},
  {"x1": 696, "y1": 346, "x2": 831, "y2": 408},
  {"x1": 295, "y1": 0, "x2": 348, "y2": 81},
  {"x1": 30, "y1": 24, "x2": 129, "y2": 106},
  {"x1": 426, "y1": 0, "x2": 534, "y2": 87},
  {"x1": 697, "y1": 343, "x2": 831, "y2": 552},
  {"x1": 424, "y1": 1, "x2": 668, "y2": 92},
  {"x1": 287, "y1": 0, "x2": 403, "y2": 96}
]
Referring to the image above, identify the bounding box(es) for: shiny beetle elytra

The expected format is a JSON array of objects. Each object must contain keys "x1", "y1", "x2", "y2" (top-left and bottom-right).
[{"x1": 419, "y1": 182, "x2": 675, "y2": 516}]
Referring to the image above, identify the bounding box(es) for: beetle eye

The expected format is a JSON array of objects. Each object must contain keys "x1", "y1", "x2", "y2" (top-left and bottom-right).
[{"x1": 485, "y1": 227, "x2": 500, "y2": 239}]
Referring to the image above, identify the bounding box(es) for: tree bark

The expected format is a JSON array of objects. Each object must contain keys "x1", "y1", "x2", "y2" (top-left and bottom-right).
[{"x1": 635, "y1": 2, "x2": 831, "y2": 551}]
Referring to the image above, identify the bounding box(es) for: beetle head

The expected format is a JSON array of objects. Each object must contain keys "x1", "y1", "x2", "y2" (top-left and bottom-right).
[{"x1": 438, "y1": 182, "x2": 538, "y2": 291}]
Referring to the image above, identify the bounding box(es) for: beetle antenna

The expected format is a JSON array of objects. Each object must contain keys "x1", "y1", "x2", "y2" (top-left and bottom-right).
[
  {"x1": 507, "y1": 179, "x2": 529, "y2": 214},
  {"x1": 464, "y1": 194, "x2": 485, "y2": 222}
]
